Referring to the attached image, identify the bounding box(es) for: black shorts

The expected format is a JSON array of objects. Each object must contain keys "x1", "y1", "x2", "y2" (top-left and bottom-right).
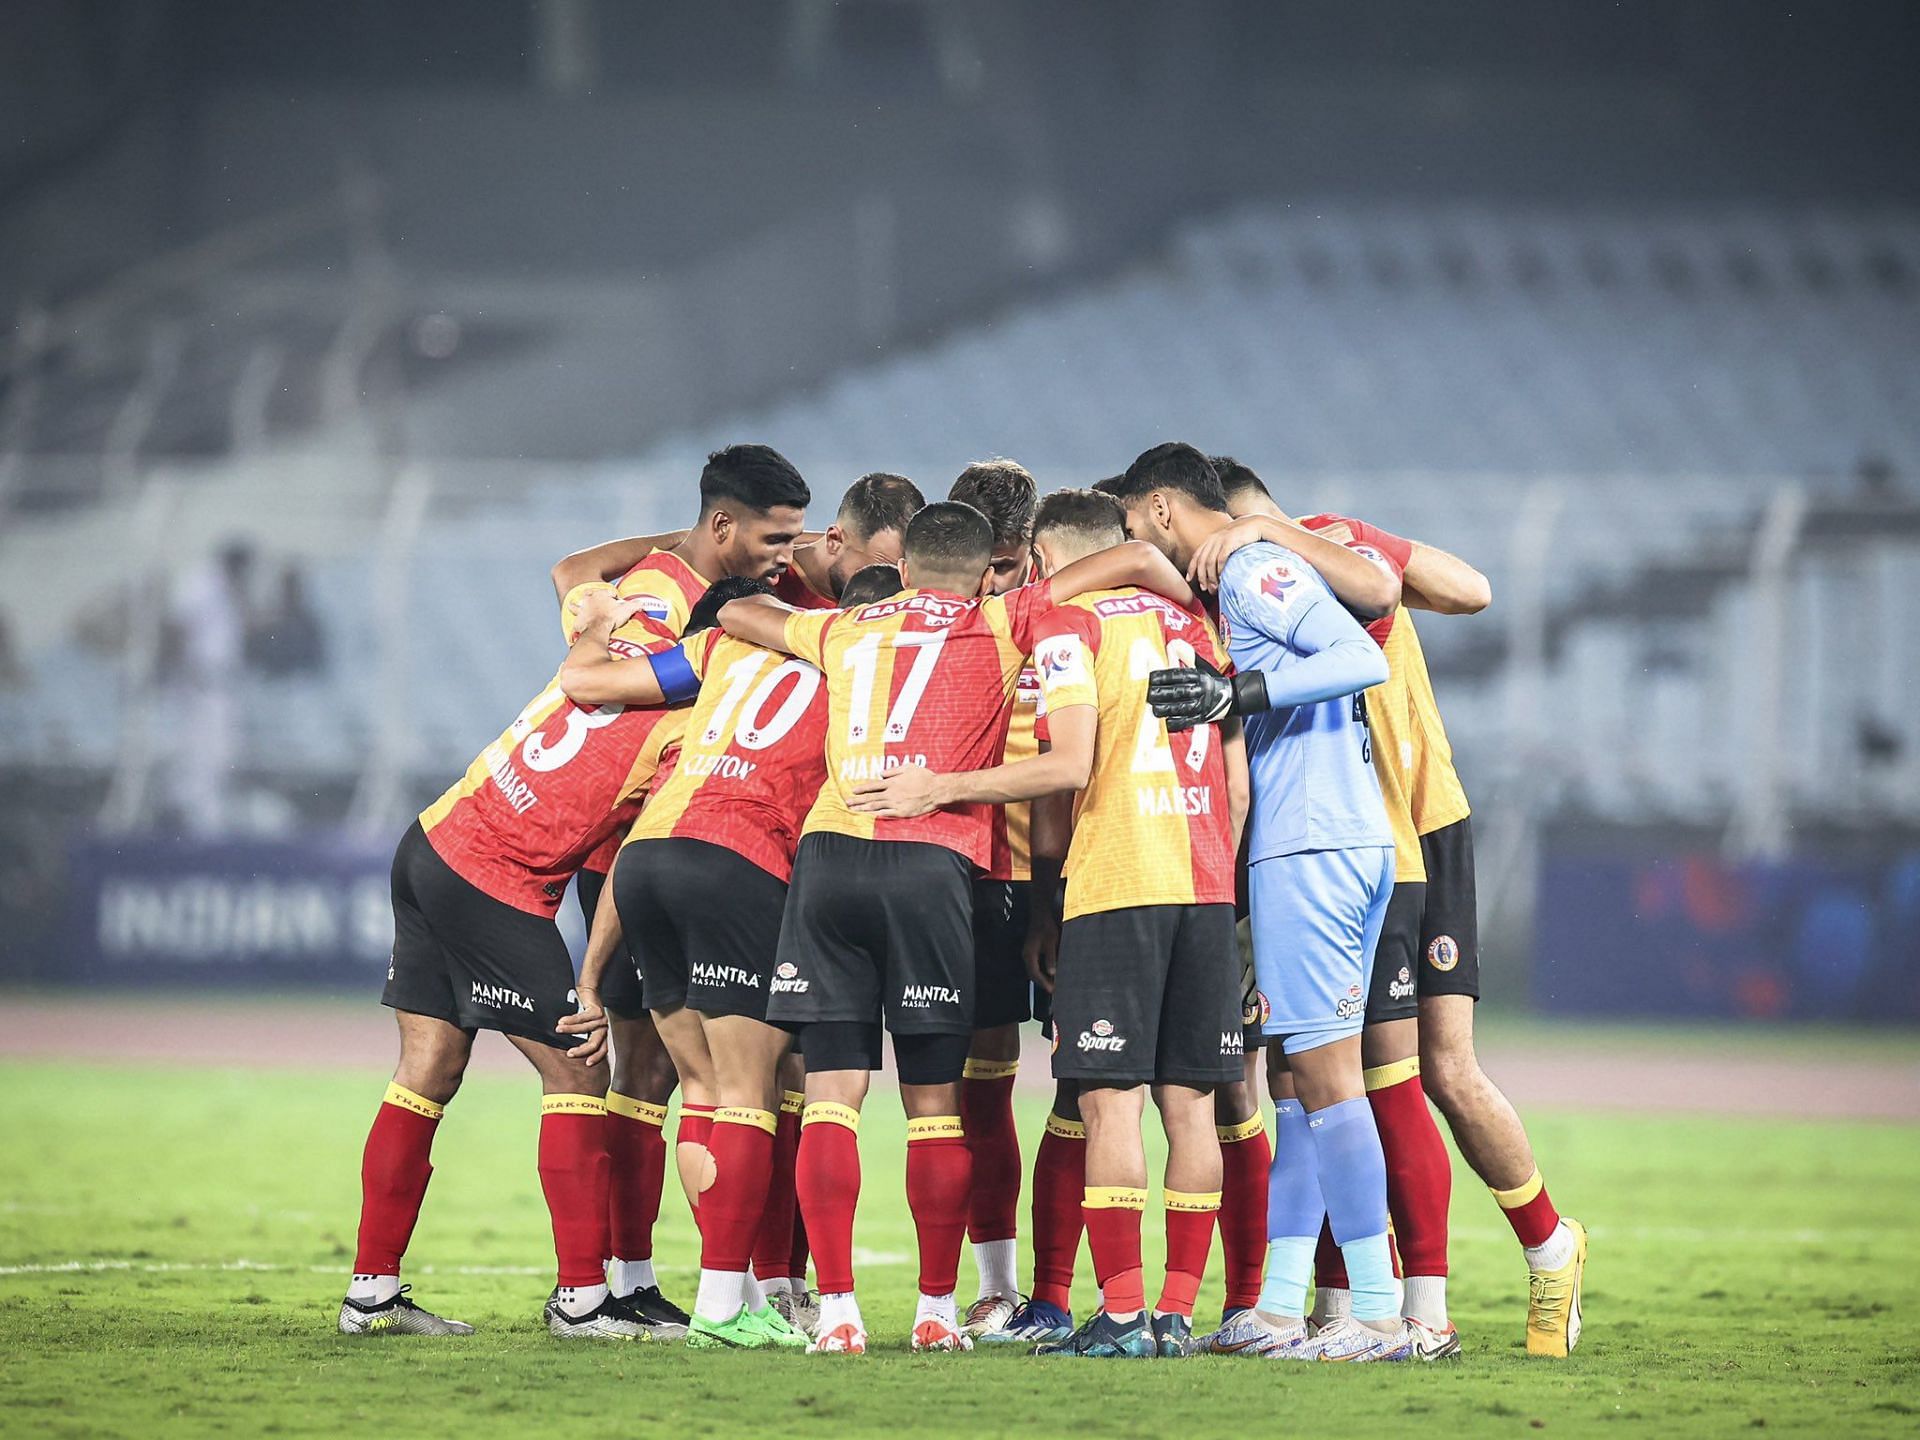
[
  {"x1": 1364, "y1": 881, "x2": 1427, "y2": 1024},
  {"x1": 613, "y1": 838, "x2": 787, "y2": 1021},
  {"x1": 383, "y1": 822, "x2": 581, "y2": 1049},
  {"x1": 574, "y1": 864, "x2": 646, "y2": 1019},
  {"x1": 1418, "y1": 819, "x2": 1480, "y2": 1001},
  {"x1": 972, "y1": 879, "x2": 1033, "y2": 1029},
  {"x1": 1050, "y1": 903, "x2": 1243, "y2": 1087},
  {"x1": 769, "y1": 833, "x2": 974, "y2": 1038}
]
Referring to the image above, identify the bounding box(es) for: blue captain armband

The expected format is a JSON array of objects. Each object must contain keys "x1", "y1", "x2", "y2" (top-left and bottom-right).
[{"x1": 648, "y1": 644, "x2": 700, "y2": 705}]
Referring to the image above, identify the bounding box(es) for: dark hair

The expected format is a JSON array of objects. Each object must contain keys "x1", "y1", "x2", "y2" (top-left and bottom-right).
[
  {"x1": 838, "y1": 563, "x2": 903, "y2": 608},
  {"x1": 685, "y1": 575, "x2": 771, "y2": 635},
  {"x1": 1088, "y1": 475, "x2": 1126, "y2": 499},
  {"x1": 904, "y1": 500, "x2": 994, "y2": 581},
  {"x1": 948, "y1": 460, "x2": 1037, "y2": 548},
  {"x1": 1105, "y1": 443, "x2": 1229, "y2": 514},
  {"x1": 699, "y1": 444, "x2": 810, "y2": 517},
  {"x1": 1033, "y1": 488, "x2": 1127, "y2": 549},
  {"x1": 837, "y1": 472, "x2": 925, "y2": 543},
  {"x1": 1210, "y1": 454, "x2": 1270, "y2": 505}
]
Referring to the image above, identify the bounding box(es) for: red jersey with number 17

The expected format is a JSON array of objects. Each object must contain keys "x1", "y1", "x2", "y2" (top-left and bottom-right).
[
  {"x1": 421, "y1": 550, "x2": 706, "y2": 914},
  {"x1": 781, "y1": 581, "x2": 1054, "y2": 869},
  {"x1": 624, "y1": 631, "x2": 828, "y2": 883}
]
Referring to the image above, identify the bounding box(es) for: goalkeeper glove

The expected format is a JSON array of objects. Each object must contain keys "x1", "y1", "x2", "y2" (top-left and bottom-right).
[{"x1": 1146, "y1": 658, "x2": 1269, "y2": 733}]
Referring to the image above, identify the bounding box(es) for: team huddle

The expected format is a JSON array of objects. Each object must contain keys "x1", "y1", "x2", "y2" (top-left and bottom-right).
[{"x1": 338, "y1": 442, "x2": 1587, "y2": 1363}]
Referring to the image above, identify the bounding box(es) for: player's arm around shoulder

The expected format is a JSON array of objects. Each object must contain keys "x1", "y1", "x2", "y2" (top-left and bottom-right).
[
  {"x1": 1195, "y1": 516, "x2": 1400, "y2": 619},
  {"x1": 1047, "y1": 540, "x2": 1197, "y2": 612},
  {"x1": 1401, "y1": 541, "x2": 1492, "y2": 615},
  {"x1": 718, "y1": 592, "x2": 810, "y2": 658},
  {"x1": 556, "y1": 591, "x2": 684, "y2": 706},
  {"x1": 549, "y1": 528, "x2": 691, "y2": 600}
]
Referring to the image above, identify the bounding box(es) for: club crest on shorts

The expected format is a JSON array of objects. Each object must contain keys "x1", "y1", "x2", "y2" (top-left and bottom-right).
[
  {"x1": 1241, "y1": 988, "x2": 1271, "y2": 1028},
  {"x1": 1427, "y1": 935, "x2": 1460, "y2": 972}
]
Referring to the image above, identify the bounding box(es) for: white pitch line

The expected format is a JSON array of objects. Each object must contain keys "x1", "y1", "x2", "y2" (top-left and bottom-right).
[{"x1": 0, "y1": 1252, "x2": 918, "y2": 1279}]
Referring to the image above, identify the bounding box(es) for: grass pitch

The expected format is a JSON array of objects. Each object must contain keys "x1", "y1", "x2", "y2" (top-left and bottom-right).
[{"x1": 2, "y1": 1049, "x2": 1916, "y2": 1438}]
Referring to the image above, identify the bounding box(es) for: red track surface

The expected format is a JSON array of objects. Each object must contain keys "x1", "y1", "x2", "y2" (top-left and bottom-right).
[{"x1": 3, "y1": 995, "x2": 1916, "y2": 1121}]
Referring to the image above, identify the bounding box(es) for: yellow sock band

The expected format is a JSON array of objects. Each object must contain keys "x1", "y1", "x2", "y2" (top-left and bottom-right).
[
  {"x1": 802, "y1": 1101, "x2": 860, "y2": 1133},
  {"x1": 715, "y1": 1107, "x2": 779, "y2": 1136},
  {"x1": 1163, "y1": 1189, "x2": 1223, "y2": 1213},
  {"x1": 605, "y1": 1092, "x2": 668, "y2": 1126},
  {"x1": 906, "y1": 1114, "x2": 965, "y2": 1141},
  {"x1": 541, "y1": 1093, "x2": 607, "y2": 1117},
  {"x1": 1083, "y1": 1186, "x2": 1148, "y2": 1211},
  {"x1": 382, "y1": 1082, "x2": 444, "y2": 1120},
  {"x1": 1363, "y1": 1056, "x2": 1421, "y2": 1092},
  {"x1": 1492, "y1": 1169, "x2": 1545, "y2": 1209},
  {"x1": 780, "y1": 1090, "x2": 806, "y2": 1115},
  {"x1": 962, "y1": 1057, "x2": 1020, "y2": 1080},
  {"x1": 1216, "y1": 1114, "x2": 1265, "y2": 1144},
  {"x1": 1044, "y1": 1112, "x2": 1087, "y2": 1140}
]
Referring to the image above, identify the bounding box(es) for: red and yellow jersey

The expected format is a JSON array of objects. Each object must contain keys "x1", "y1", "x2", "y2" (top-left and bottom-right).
[
  {"x1": 426, "y1": 550, "x2": 707, "y2": 912},
  {"x1": 1032, "y1": 587, "x2": 1235, "y2": 921},
  {"x1": 985, "y1": 665, "x2": 1041, "y2": 882},
  {"x1": 1399, "y1": 614, "x2": 1471, "y2": 835},
  {"x1": 1298, "y1": 513, "x2": 1430, "y2": 882},
  {"x1": 782, "y1": 581, "x2": 1055, "y2": 869},
  {"x1": 560, "y1": 548, "x2": 712, "y2": 655},
  {"x1": 773, "y1": 563, "x2": 837, "y2": 612},
  {"x1": 1299, "y1": 513, "x2": 1474, "y2": 863},
  {"x1": 625, "y1": 630, "x2": 828, "y2": 883},
  {"x1": 419, "y1": 692, "x2": 688, "y2": 916}
]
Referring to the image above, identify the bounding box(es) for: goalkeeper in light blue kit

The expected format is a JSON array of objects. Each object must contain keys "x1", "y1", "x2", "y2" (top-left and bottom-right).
[{"x1": 1149, "y1": 518, "x2": 1419, "y2": 1362}]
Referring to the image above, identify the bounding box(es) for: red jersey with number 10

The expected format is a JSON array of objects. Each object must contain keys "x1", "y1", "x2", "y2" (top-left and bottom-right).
[
  {"x1": 781, "y1": 581, "x2": 1054, "y2": 869},
  {"x1": 624, "y1": 631, "x2": 827, "y2": 882}
]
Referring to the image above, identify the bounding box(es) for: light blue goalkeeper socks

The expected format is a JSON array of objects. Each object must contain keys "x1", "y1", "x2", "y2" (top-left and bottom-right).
[
  {"x1": 1308, "y1": 1096, "x2": 1397, "y2": 1322},
  {"x1": 1256, "y1": 1099, "x2": 1321, "y2": 1317}
]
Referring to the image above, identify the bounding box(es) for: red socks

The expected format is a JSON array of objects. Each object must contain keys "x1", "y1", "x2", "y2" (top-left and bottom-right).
[
  {"x1": 538, "y1": 1094, "x2": 612, "y2": 1287},
  {"x1": 1494, "y1": 1168, "x2": 1563, "y2": 1250},
  {"x1": 796, "y1": 1103, "x2": 861, "y2": 1294},
  {"x1": 753, "y1": 1091, "x2": 804, "y2": 1281},
  {"x1": 1367, "y1": 1059, "x2": 1452, "y2": 1280},
  {"x1": 1082, "y1": 1186, "x2": 1147, "y2": 1315},
  {"x1": 677, "y1": 1102, "x2": 716, "y2": 1227},
  {"x1": 354, "y1": 1082, "x2": 442, "y2": 1276},
  {"x1": 905, "y1": 1115, "x2": 972, "y2": 1296},
  {"x1": 605, "y1": 1092, "x2": 667, "y2": 1263},
  {"x1": 1030, "y1": 1112, "x2": 1086, "y2": 1310},
  {"x1": 702, "y1": 1109, "x2": 777, "y2": 1272},
  {"x1": 961, "y1": 1060, "x2": 1021, "y2": 1245},
  {"x1": 1217, "y1": 1113, "x2": 1271, "y2": 1311},
  {"x1": 1157, "y1": 1189, "x2": 1220, "y2": 1318}
]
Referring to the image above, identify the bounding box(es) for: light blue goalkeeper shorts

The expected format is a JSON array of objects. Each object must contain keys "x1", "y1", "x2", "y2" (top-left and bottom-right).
[{"x1": 1248, "y1": 846, "x2": 1395, "y2": 1055}]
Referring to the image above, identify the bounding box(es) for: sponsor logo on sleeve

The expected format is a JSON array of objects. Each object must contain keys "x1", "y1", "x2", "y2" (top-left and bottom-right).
[
  {"x1": 1389, "y1": 965, "x2": 1415, "y2": 1001},
  {"x1": 1257, "y1": 561, "x2": 1300, "y2": 612},
  {"x1": 623, "y1": 593, "x2": 674, "y2": 623},
  {"x1": 1035, "y1": 635, "x2": 1085, "y2": 687}
]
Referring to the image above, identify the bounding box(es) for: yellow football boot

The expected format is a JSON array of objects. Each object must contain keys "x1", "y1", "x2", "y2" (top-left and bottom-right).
[{"x1": 1525, "y1": 1218, "x2": 1587, "y2": 1357}]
